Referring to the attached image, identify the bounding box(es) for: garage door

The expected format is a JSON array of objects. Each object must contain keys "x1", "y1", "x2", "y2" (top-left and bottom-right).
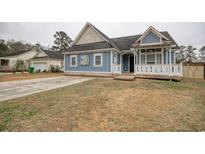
[{"x1": 33, "y1": 63, "x2": 47, "y2": 72}]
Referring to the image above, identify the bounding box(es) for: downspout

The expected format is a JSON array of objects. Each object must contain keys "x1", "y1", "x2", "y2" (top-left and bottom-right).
[{"x1": 111, "y1": 50, "x2": 113, "y2": 74}]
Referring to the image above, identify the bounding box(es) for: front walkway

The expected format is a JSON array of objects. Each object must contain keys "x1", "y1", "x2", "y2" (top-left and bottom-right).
[{"x1": 0, "y1": 76, "x2": 93, "y2": 101}]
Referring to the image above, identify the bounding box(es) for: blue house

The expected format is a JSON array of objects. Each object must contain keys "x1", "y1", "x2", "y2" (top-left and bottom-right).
[{"x1": 63, "y1": 22, "x2": 182, "y2": 79}]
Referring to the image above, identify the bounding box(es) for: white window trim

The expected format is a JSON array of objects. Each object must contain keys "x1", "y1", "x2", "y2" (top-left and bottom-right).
[
  {"x1": 94, "y1": 53, "x2": 103, "y2": 67},
  {"x1": 70, "y1": 55, "x2": 77, "y2": 67}
]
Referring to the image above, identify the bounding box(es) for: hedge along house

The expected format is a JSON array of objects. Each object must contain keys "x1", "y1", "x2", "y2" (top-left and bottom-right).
[{"x1": 63, "y1": 22, "x2": 182, "y2": 79}]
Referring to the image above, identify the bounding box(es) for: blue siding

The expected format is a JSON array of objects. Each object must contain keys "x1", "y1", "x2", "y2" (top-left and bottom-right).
[
  {"x1": 65, "y1": 51, "x2": 111, "y2": 72},
  {"x1": 142, "y1": 31, "x2": 160, "y2": 44},
  {"x1": 163, "y1": 49, "x2": 175, "y2": 64}
]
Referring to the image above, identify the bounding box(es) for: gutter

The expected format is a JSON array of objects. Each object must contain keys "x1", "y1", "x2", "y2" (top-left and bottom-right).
[{"x1": 62, "y1": 48, "x2": 121, "y2": 55}]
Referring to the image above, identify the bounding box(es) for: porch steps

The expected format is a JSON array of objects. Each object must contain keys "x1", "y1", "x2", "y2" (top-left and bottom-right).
[
  {"x1": 113, "y1": 75, "x2": 136, "y2": 81},
  {"x1": 135, "y1": 74, "x2": 183, "y2": 81}
]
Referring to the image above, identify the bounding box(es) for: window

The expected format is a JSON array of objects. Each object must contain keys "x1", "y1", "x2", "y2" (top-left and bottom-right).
[
  {"x1": 80, "y1": 55, "x2": 89, "y2": 66},
  {"x1": 147, "y1": 54, "x2": 155, "y2": 64},
  {"x1": 141, "y1": 55, "x2": 145, "y2": 64},
  {"x1": 94, "y1": 53, "x2": 103, "y2": 67},
  {"x1": 70, "y1": 55, "x2": 77, "y2": 67},
  {"x1": 157, "y1": 54, "x2": 162, "y2": 64}
]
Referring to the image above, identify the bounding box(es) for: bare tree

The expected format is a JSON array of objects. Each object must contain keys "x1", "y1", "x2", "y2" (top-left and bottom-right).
[
  {"x1": 184, "y1": 46, "x2": 197, "y2": 87},
  {"x1": 185, "y1": 45, "x2": 197, "y2": 63},
  {"x1": 7, "y1": 40, "x2": 32, "y2": 52},
  {"x1": 176, "y1": 45, "x2": 186, "y2": 63},
  {"x1": 0, "y1": 39, "x2": 9, "y2": 54},
  {"x1": 199, "y1": 46, "x2": 205, "y2": 60}
]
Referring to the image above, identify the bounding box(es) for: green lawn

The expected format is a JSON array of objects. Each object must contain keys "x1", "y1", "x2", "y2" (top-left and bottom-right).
[{"x1": 0, "y1": 78, "x2": 205, "y2": 131}]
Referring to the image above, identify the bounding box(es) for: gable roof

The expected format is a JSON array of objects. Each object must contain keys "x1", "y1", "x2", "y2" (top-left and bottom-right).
[
  {"x1": 66, "y1": 23, "x2": 180, "y2": 53},
  {"x1": 88, "y1": 23, "x2": 119, "y2": 50},
  {"x1": 72, "y1": 22, "x2": 119, "y2": 50},
  {"x1": 135, "y1": 26, "x2": 169, "y2": 44}
]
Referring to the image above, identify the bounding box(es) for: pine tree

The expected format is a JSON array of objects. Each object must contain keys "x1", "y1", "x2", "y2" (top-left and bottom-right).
[{"x1": 52, "y1": 31, "x2": 72, "y2": 52}]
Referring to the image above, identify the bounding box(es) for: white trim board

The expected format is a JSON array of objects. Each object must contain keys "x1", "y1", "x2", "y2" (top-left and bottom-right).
[
  {"x1": 63, "y1": 48, "x2": 121, "y2": 55},
  {"x1": 93, "y1": 53, "x2": 103, "y2": 67},
  {"x1": 70, "y1": 55, "x2": 77, "y2": 67},
  {"x1": 64, "y1": 71, "x2": 112, "y2": 74}
]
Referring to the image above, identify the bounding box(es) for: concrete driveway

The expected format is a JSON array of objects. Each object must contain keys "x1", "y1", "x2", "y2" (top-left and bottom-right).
[{"x1": 0, "y1": 76, "x2": 93, "y2": 102}]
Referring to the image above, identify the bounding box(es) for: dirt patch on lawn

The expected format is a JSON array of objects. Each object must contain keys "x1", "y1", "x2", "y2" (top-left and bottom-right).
[{"x1": 0, "y1": 73, "x2": 64, "y2": 82}]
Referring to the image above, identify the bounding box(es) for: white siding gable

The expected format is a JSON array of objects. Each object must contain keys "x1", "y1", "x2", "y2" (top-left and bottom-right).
[
  {"x1": 35, "y1": 51, "x2": 48, "y2": 57},
  {"x1": 75, "y1": 26, "x2": 104, "y2": 45}
]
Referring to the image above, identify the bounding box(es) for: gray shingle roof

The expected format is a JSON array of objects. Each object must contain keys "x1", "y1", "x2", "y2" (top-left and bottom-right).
[
  {"x1": 0, "y1": 48, "x2": 33, "y2": 57},
  {"x1": 43, "y1": 50, "x2": 64, "y2": 59},
  {"x1": 66, "y1": 24, "x2": 180, "y2": 53},
  {"x1": 160, "y1": 31, "x2": 179, "y2": 49},
  {"x1": 111, "y1": 35, "x2": 141, "y2": 51},
  {"x1": 67, "y1": 41, "x2": 113, "y2": 52}
]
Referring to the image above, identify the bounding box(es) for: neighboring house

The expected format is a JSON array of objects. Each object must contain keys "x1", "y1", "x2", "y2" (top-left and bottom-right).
[
  {"x1": 0, "y1": 47, "x2": 64, "y2": 72},
  {"x1": 30, "y1": 49, "x2": 64, "y2": 72},
  {"x1": 0, "y1": 48, "x2": 39, "y2": 71},
  {"x1": 63, "y1": 22, "x2": 182, "y2": 79}
]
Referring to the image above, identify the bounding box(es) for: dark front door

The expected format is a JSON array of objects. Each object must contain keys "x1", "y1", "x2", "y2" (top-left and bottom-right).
[{"x1": 130, "y1": 56, "x2": 134, "y2": 73}]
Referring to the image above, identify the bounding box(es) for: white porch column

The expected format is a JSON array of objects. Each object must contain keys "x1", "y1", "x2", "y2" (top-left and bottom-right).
[
  {"x1": 169, "y1": 47, "x2": 172, "y2": 76},
  {"x1": 174, "y1": 51, "x2": 176, "y2": 64},
  {"x1": 161, "y1": 48, "x2": 164, "y2": 64},
  {"x1": 139, "y1": 49, "x2": 141, "y2": 65},
  {"x1": 166, "y1": 48, "x2": 168, "y2": 64},
  {"x1": 145, "y1": 49, "x2": 147, "y2": 64},
  {"x1": 136, "y1": 49, "x2": 138, "y2": 64}
]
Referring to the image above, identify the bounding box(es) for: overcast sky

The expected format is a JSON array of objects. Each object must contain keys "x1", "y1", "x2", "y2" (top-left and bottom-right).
[{"x1": 0, "y1": 22, "x2": 204, "y2": 50}]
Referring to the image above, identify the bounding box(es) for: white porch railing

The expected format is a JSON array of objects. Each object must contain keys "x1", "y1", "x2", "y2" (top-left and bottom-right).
[
  {"x1": 113, "y1": 64, "x2": 121, "y2": 74},
  {"x1": 135, "y1": 64, "x2": 182, "y2": 76}
]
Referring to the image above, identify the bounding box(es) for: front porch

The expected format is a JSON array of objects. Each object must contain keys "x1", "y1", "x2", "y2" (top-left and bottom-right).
[{"x1": 112, "y1": 46, "x2": 183, "y2": 80}]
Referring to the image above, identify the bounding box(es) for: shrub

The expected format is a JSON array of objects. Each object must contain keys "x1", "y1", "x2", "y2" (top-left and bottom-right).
[
  {"x1": 13, "y1": 60, "x2": 26, "y2": 73},
  {"x1": 50, "y1": 65, "x2": 61, "y2": 73},
  {"x1": 35, "y1": 69, "x2": 41, "y2": 73}
]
